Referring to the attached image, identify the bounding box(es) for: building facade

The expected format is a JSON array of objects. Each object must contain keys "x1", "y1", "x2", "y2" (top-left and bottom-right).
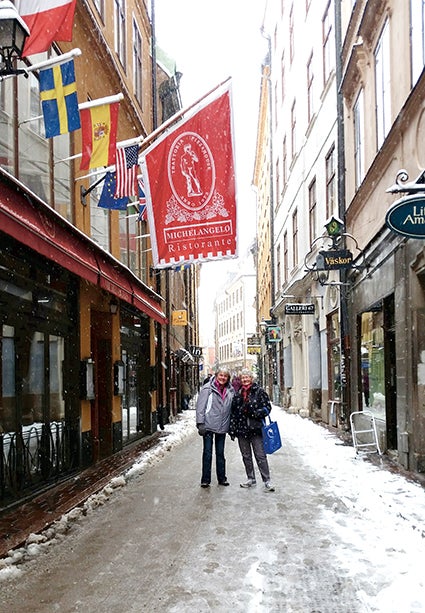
[
  {"x1": 340, "y1": 0, "x2": 425, "y2": 471},
  {"x1": 0, "y1": 0, "x2": 198, "y2": 507},
  {"x1": 262, "y1": 0, "x2": 340, "y2": 420},
  {"x1": 214, "y1": 251, "x2": 257, "y2": 377},
  {"x1": 259, "y1": 0, "x2": 425, "y2": 475}
]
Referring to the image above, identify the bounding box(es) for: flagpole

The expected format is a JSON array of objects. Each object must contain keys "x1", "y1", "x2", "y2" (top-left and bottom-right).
[
  {"x1": 25, "y1": 48, "x2": 82, "y2": 73},
  {"x1": 139, "y1": 76, "x2": 232, "y2": 151},
  {"x1": 24, "y1": 92, "x2": 124, "y2": 130},
  {"x1": 79, "y1": 93, "x2": 124, "y2": 111},
  {"x1": 60, "y1": 79, "x2": 231, "y2": 166}
]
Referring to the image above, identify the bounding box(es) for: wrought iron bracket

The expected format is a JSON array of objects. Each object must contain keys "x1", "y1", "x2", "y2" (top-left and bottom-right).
[{"x1": 386, "y1": 169, "x2": 425, "y2": 194}]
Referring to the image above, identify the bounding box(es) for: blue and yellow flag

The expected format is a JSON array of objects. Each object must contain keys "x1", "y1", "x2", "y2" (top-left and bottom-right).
[{"x1": 39, "y1": 59, "x2": 80, "y2": 138}]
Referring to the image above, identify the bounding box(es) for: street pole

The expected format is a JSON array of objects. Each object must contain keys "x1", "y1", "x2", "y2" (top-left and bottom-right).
[{"x1": 335, "y1": 0, "x2": 350, "y2": 426}]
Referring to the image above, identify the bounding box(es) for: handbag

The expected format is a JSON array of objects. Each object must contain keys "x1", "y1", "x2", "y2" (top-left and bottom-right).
[{"x1": 262, "y1": 412, "x2": 282, "y2": 454}]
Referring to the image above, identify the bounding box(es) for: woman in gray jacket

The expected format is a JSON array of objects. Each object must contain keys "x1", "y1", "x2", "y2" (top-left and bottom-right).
[{"x1": 196, "y1": 366, "x2": 234, "y2": 488}]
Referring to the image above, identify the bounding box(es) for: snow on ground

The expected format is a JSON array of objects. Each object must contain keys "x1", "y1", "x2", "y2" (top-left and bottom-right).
[
  {"x1": 1, "y1": 405, "x2": 425, "y2": 613},
  {"x1": 276, "y1": 409, "x2": 425, "y2": 613}
]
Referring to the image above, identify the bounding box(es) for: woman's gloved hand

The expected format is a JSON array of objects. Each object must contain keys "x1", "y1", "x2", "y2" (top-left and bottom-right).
[{"x1": 197, "y1": 423, "x2": 206, "y2": 436}]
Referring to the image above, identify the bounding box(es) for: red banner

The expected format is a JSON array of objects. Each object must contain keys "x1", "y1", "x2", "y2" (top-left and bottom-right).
[
  {"x1": 17, "y1": 0, "x2": 77, "y2": 58},
  {"x1": 141, "y1": 85, "x2": 237, "y2": 268}
]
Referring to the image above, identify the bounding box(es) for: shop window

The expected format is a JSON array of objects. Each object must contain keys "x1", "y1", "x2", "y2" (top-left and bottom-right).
[
  {"x1": 1, "y1": 325, "x2": 16, "y2": 432},
  {"x1": 327, "y1": 310, "x2": 341, "y2": 400},
  {"x1": 360, "y1": 304, "x2": 385, "y2": 419}
]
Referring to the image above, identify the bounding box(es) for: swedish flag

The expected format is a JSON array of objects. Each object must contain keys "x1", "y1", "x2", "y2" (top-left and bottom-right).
[{"x1": 39, "y1": 59, "x2": 80, "y2": 139}]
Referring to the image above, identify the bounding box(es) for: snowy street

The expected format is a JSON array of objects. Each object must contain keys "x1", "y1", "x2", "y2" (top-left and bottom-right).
[{"x1": 1, "y1": 406, "x2": 425, "y2": 612}]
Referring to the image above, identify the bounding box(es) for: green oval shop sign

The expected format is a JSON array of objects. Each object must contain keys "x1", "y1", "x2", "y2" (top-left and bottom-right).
[{"x1": 386, "y1": 194, "x2": 425, "y2": 238}]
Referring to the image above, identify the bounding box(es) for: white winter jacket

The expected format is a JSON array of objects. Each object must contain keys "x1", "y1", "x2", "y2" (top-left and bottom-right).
[{"x1": 196, "y1": 376, "x2": 234, "y2": 433}]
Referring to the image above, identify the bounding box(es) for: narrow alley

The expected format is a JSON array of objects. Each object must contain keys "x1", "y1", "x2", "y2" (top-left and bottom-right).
[{"x1": 0, "y1": 407, "x2": 424, "y2": 613}]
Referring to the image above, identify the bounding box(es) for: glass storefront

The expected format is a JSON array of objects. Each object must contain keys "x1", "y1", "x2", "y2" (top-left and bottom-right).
[
  {"x1": 360, "y1": 305, "x2": 385, "y2": 419},
  {"x1": 120, "y1": 310, "x2": 151, "y2": 443},
  {"x1": 0, "y1": 236, "x2": 79, "y2": 501}
]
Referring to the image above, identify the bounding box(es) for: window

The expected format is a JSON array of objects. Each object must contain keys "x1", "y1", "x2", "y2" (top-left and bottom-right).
[
  {"x1": 276, "y1": 157, "x2": 280, "y2": 202},
  {"x1": 90, "y1": 172, "x2": 111, "y2": 251},
  {"x1": 283, "y1": 231, "x2": 288, "y2": 283},
  {"x1": 274, "y1": 81, "x2": 278, "y2": 128},
  {"x1": 0, "y1": 76, "x2": 15, "y2": 175},
  {"x1": 375, "y1": 20, "x2": 391, "y2": 149},
  {"x1": 282, "y1": 136, "x2": 287, "y2": 188},
  {"x1": 93, "y1": 0, "x2": 105, "y2": 20},
  {"x1": 114, "y1": 0, "x2": 126, "y2": 68},
  {"x1": 281, "y1": 52, "x2": 285, "y2": 103},
  {"x1": 307, "y1": 52, "x2": 314, "y2": 124},
  {"x1": 289, "y1": 4, "x2": 294, "y2": 63},
  {"x1": 53, "y1": 135, "x2": 72, "y2": 221},
  {"x1": 291, "y1": 100, "x2": 296, "y2": 160},
  {"x1": 411, "y1": 0, "x2": 425, "y2": 85},
  {"x1": 292, "y1": 209, "x2": 298, "y2": 268},
  {"x1": 308, "y1": 178, "x2": 317, "y2": 246},
  {"x1": 19, "y1": 72, "x2": 49, "y2": 202},
  {"x1": 327, "y1": 311, "x2": 341, "y2": 400},
  {"x1": 276, "y1": 243, "x2": 281, "y2": 291},
  {"x1": 133, "y1": 18, "x2": 143, "y2": 104},
  {"x1": 354, "y1": 89, "x2": 365, "y2": 188},
  {"x1": 322, "y1": 1, "x2": 335, "y2": 85},
  {"x1": 325, "y1": 145, "x2": 336, "y2": 219}
]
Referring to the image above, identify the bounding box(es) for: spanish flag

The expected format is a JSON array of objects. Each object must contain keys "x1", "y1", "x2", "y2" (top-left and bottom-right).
[{"x1": 80, "y1": 102, "x2": 119, "y2": 170}]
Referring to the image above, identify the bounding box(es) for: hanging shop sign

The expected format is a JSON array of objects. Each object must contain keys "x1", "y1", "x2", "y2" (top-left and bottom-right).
[
  {"x1": 247, "y1": 335, "x2": 261, "y2": 346},
  {"x1": 247, "y1": 346, "x2": 261, "y2": 355},
  {"x1": 266, "y1": 325, "x2": 282, "y2": 342},
  {"x1": 385, "y1": 194, "x2": 425, "y2": 238},
  {"x1": 318, "y1": 249, "x2": 353, "y2": 270},
  {"x1": 172, "y1": 310, "x2": 187, "y2": 326},
  {"x1": 284, "y1": 303, "x2": 315, "y2": 315}
]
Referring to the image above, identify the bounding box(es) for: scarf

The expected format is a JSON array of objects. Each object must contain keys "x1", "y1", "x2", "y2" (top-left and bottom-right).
[
  {"x1": 214, "y1": 379, "x2": 227, "y2": 400},
  {"x1": 241, "y1": 384, "x2": 251, "y2": 405}
]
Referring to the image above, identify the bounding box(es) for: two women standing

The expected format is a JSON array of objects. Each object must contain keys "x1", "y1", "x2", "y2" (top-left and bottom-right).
[{"x1": 196, "y1": 367, "x2": 275, "y2": 492}]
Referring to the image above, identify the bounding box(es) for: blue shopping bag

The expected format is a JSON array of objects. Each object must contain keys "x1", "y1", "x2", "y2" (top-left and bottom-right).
[{"x1": 262, "y1": 413, "x2": 282, "y2": 454}]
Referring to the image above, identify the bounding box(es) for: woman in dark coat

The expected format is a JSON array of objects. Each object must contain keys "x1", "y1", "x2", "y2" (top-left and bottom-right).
[{"x1": 229, "y1": 369, "x2": 275, "y2": 492}]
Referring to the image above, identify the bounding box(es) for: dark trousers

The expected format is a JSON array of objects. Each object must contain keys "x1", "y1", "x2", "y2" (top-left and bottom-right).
[
  {"x1": 201, "y1": 432, "x2": 227, "y2": 484},
  {"x1": 238, "y1": 434, "x2": 270, "y2": 483}
]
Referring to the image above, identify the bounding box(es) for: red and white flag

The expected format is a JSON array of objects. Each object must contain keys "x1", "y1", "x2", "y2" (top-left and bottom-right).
[
  {"x1": 16, "y1": 0, "x2": 77, "y2": 58},
  {"x1": 115, "y1": 145, "x2": 139, "y2": 198},
  {"x1": 140, "y1": 83, "x2": 237, "y2": 268}
]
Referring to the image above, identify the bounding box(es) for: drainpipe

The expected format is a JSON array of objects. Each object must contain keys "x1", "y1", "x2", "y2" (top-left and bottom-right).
[
  {"x1": 150, "y1": 0, "x2": 164, "y2": 422},
  {"x1": 335, "y1": 0, "x2": 350, "y2": 426},
  {"x1": 266, "y1": 38, "x2": 277, "y2": 399}
]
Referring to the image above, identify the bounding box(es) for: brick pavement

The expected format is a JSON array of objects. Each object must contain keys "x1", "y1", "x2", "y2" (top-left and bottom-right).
[{"x1": 0, "y1": 431, "x2": 163, "y2": 559}]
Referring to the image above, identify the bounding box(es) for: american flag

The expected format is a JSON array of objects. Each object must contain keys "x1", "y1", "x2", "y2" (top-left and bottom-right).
[
  {"x1": 115, "y1": 145, "x2": 139, "y2": 198},
  {"x1": 138, "y1": 177, "x2": 147, "y2": 221}
]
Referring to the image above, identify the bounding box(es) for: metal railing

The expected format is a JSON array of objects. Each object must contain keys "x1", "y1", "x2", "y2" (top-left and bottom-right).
[{"x1": 0, "y1": 420, "x2": 76, "y2": 503}]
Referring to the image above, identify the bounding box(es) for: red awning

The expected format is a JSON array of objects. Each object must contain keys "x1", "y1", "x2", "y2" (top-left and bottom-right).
[{"x1": 0, "y1": 175, "x2": 167, "y2": 324}]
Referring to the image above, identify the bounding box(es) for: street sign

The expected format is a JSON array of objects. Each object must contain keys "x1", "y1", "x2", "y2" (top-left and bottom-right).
[
  {"x1": 247, "y1": 335, "x2": 261, "y2": 345},
  {"x1": 285, "y1": 303, "x2": 315, "y2": 315},
  {"x1": 386, "y1": 194, "x2": 425, "y2": 238}
]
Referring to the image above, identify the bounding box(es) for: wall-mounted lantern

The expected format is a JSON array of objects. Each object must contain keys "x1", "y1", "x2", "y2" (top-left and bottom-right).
[
  {"x1": 109, "y1": 297, "x2": 119, "y2": 315},
  {"x1": 0, "y1": 1, "x2": 30, "y2": 77}
]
